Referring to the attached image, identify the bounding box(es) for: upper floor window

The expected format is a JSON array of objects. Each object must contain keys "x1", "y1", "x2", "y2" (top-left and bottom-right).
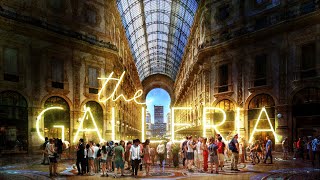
[
  {"x1": 51, "y1": 59, "x2": 64, "y2": 89},
  {"x1": 88, "y1": 67, "x2": 98, "y2": 94},
  {"x1": 48, "y1": 0, "x2": 62, "y2": 10},
  {"x1": 218, "y1": 64, "x2": 229, "y2": 93},
  {"x1": 216, "y1": 4, "x2": 231, "y2": 22},
  {"x1": 253, "y1": 54, "x2": 267, "y2": 87},
  {"x1": 300, "y1": 42, "x2": 317, "y2": 79},
  {"x1": 3, "y1": 48, "x2": 19, "y2": 82},
  {"x1": 86, "y1": 9, "x2": 97, "y2": 25},
  {"x1": 254, "y1": 0, "x2": 280, "y2": 9}
]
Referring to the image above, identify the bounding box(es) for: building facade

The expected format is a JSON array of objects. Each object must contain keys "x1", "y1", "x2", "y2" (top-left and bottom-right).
[
  {"x1": 146, "y1": 111, "x2": 152, "y2": 137},
  {"x1": 154, "y1": 105, "x2": 164, "y2": 124},
  {"x1": 152, "y1": 123, "x2": 167, "y2": 138},
  {"x1": 173, "y1": 0, "x2": 320, "y2": 149},
  {"x1": 0, "y1": 0, "x2": 144, "y2": 154}
]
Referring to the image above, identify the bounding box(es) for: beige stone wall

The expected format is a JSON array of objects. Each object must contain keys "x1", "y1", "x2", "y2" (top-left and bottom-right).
[
  {"x1": 173, "y1": 0, "x2": 320, "y2": 149},
  {"x1": 0, "y1": 0, "x2": 144, "y2": 153}
]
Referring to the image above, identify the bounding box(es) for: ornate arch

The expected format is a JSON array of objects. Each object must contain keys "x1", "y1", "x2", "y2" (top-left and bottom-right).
[
  {"x1": 142, "y1": 74, "x2": 174, "y2": 103},
  {"x1": 244, "y1": 92, "x2": 278, "y2": 110},
  {"x1": 212, "y1": 97, "x2": 237, "y2": 108},
  {"x1": 0, "y1": 89, "x2": 30, "y2": 108},
  {"x1": 41, "y1": 94, "x2": 73, "y2": 111},
  {"x1": 80, "y1": 99, "x2": 107, "y2": 114}
]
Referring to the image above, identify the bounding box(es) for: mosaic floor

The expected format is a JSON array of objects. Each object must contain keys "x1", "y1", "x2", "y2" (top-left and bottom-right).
[{"x1": 1, "y1": 154, "x2": 319, "y2": 180}]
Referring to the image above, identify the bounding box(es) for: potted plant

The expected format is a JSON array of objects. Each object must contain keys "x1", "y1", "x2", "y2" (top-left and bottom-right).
[{"x1": 172, "y1": 144, "x2": 180, "y2": 167}]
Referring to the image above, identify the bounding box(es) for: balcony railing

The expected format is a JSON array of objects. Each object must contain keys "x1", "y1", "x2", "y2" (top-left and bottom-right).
[
  {"x1": 294, "y1": 66, "x2": 320, "y2": 81},
  {"x1": 214, "y1": 84, "x2": 233, "y2": 95},
  {"x1": 249, "y1": 76, "x2": 273, "y2": 89}
]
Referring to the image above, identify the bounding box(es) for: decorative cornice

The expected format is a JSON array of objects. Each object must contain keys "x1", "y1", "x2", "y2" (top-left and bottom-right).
[{"x1": 0, "y1": 7, "x2": 118, "y2": 51}]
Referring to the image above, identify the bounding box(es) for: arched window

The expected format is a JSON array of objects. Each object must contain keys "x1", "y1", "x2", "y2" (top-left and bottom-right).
[
  {"x1": 0, "y1": 91, "x2": 28, "y2": 151},
  {"x1": 292, "y1": 88, "x2": 320, "y2": 138},
  {"x1": 248, "y1": 94, "x2": 275, "y2": 144},
  {"x1": 44, "y1": 96, "x2": 70, "y2": 142},
  {"x1": 212, "y1": 99, "x2": 236, "y2": 139}
]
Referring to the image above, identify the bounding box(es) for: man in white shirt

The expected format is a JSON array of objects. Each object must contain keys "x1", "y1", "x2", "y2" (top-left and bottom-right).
[
  {"x1": 88, "y1": 141, "x2": 95, "y2": 175},
  {"x1": 187, "y1": 136, "x2": 196, "y2": 172},
  {"x1": 166, "y1": 140, "x2": 173, "y2": 167},
  {"x1": 93, "y1": 143, "x2": 100, "y2": 173},
  {"x1": 157, "y1": 141, "x2": 166, "y2": 167},
  {"x1": 195, "y1": 137, "x2": 203, "y2": 172},
  {"x1": 130, "y1": 139, "x2": 141, "y2": 178}
]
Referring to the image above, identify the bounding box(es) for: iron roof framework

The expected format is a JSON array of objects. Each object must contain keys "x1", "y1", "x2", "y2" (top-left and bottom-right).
[{"x1": 117, "y1": 0, "x2": 199, "y2": 81}]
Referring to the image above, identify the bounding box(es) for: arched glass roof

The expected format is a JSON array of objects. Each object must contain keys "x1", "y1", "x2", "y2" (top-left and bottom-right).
[{"x1": 117, "y1": 0, "x2": 199, "y2": 81}]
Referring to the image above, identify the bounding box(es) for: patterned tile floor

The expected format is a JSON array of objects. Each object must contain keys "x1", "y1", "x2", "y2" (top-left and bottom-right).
[{"x1": 0, "y1": 154, "x2": 319, "y2": 180}]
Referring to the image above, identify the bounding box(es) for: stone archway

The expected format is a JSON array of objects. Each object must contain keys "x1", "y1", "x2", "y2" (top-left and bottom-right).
[{"x1": 142, "y1": 74, "x2": 175, "y2": 103}]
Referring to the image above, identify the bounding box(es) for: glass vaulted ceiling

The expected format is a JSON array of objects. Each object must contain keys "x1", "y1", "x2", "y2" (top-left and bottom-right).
[{"x1": 116, "y1": 0, "x2": 199, "y2": 81}]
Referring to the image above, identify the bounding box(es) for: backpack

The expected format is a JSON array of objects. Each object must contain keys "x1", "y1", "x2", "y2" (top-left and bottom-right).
[
  {"x1": 107, "y1": 146, "x2": 114, "y2": 157},
  {"x1": 41, "y1": 142, "x2": 47, "y2": 150},
  {"x1": 229, "y1": 141, "x2": 236, "y2": 151},
  {"x1": 97, "y1": 149, "x2": 101, "y2": 158},
  {"x1": 209, "y1": 144, "x2": 217, "y2": 156}
]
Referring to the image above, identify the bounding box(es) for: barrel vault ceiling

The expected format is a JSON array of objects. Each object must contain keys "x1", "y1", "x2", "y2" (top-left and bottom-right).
[{"x1": 116, "y1": 0, "x2": 199, "y2": 81}]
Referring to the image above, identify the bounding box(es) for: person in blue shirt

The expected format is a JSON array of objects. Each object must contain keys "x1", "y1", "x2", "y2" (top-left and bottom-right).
[{"x1": 263, "y1": 136, "x2": 273, "y2": 164}]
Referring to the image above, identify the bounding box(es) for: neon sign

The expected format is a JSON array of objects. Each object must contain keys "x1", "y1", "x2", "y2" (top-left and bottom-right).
[
  {"x1": 53, "y1": 125, "x2": 65, "y2": 142},
  {"x1": 36, "y1": 107, "x2": 64, "y2": 141},
  {"x1": 249, "y1": 107, "x2": 279, "y2": 143},
  {"x1": 203, "y1": 107, "x2": 227, "y2": 142},
  {"x1": 171, "y1": 106, "x2": 278, "y2": 143},
  {"x1": 98, "y1": 71, "x2": 145, "y2": 105},
  {"x1": 171, "y1": 107, "x2": 192, "y2": 142},
  {"x1": 73, "y1": 106, "x2": 104, "y2": 143}
]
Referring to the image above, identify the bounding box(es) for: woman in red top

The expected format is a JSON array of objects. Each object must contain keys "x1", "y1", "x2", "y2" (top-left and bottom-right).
[
  {"x1": 216, "y1": 137, "x2": 225, "y2": 171},
  {"x1": 201, "y1": 138, "x2": 208, "y2": 172}
]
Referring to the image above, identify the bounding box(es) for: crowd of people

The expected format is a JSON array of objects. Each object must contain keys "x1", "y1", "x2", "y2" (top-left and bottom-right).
[
  {"x1": 291, "y1": 135, "x2": 320, "y2": 167},
  {"x1": 40, "y1": 134, "x2": 320, "y2": 177}
]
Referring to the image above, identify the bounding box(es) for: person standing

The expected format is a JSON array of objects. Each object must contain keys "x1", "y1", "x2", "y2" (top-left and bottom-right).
[
  {"x1": 196, "y1": 137, "x2": 203, "y2": 172},
  {"x1": 166, "y1": 140, "x2": 173, "y2": 167},
  {"x1": 100, "y1": 145, "x2": 108, "y2": 177},
  {"x1": 106, "y1": 142, "x2": 113, "y2": 172},
  {"x1": 229, "y1": 134, "x2": 240, "y2": 171},
  {"x1": 130, "y1": 139, "x2": 142, "y2": 178},
  {"x1": 114, "y1": 142, "x2": 125, "y2": 178},
  {"x1": 125, "y1": 141, "x2": 132, "y2": 170},
  {"x1": 311, "y1": 135, "x2": 320, "y2": 168},
  {"x1": 93, "y1": 144, "x2": 101, "y2": 173},
  {"x1": 217, "y1": 136, "x2": 225, "y2": 171},
  {"x1": 139, "y1": 142, "x2": 144, "y2": 171},
  {"x1": 157, "y1": 141, "x2": 165, "y2": 167},
  {"x1": 41, "y1": 137, "x2": 49, "y2": 165},
  {"x1": 143, "y1": 139, "x2": 152, "y2": 176},
  {"x1": 282, "y1": 137, "x2": 289, "y2": 160},
  {"x1": 208, "y1": 137, "x2": 219, "y2": 174},
  {"x1": 88, "y1": 141, "x2": 95, "y2": 175},
  {"x1": 186, "y1": 136, "x2": 196, "y2": 172},
  {"x1": 250, "y1": 141, "x2": 260, "y2": 165},
  {"x1": 150, "y1": 145, "x2": 156, "y2": 166},
  {"x1": 76, "y1": 138, "x2": 84, "y2": 175},
  {"x1": 181, "y1": 136, "x2": 188, "y2": 169},
  {"x1": 263, "y1": 136, "x2": 273, "y2": 164},
  {"x1": 46, "y1": 138, "x2": 58, "y2": 177},
  {"x1": 201, "y1": 137, "x2": 208, "y2": 172}
]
